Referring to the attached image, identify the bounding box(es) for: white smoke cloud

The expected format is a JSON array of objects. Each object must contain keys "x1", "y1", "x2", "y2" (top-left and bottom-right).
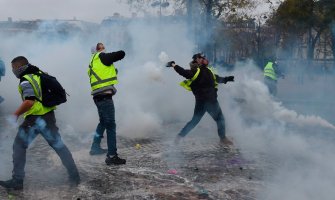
[
  {"x1": 218, "y1": 60, "x2": 335, "y2": 200},
  {"x1": 1, "y1": 11, "x2": 335, "y2": 200}
]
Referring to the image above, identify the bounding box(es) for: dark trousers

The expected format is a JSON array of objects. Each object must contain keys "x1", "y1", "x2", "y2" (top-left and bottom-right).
[
  {"x1": 91, "y1": 122, "x2": 105, "y2": 147},
  {"x1": 264, "y1": 77, "x2": 277, "y2": 96},
  {"x1": 12, "y1": 111, "x2": 79, "y2": 180},
  {"x1": 178, "y1": 99, "x2": 226, "y2": 139},
  {"x1": 94, "y1": 96, "x2": 117, "y2": 156}
]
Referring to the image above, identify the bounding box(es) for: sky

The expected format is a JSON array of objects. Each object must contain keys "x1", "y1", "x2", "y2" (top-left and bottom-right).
[
  {"x1": 0, "y1": 0, "x2": 133, "y2": 23},
  {"x1": 0, "y1": 0, "x2": 281, "y2": 23}
]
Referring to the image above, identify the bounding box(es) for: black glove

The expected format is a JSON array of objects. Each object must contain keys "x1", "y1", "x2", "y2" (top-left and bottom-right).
[
  {"x1": 223, "y1": 76, "x2": 234, "y2": 83},
  {"x1": 166, "y1": 61, "x2": 175, "y2": 68}
]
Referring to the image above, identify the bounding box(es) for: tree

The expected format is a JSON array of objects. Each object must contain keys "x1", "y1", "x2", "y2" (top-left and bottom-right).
[
  {"x1": 125, "y1": 0, "x2": 257, "y2": 61},
  {"x1": 272, "y1": 0, "x2": 335, "y2": 60}
]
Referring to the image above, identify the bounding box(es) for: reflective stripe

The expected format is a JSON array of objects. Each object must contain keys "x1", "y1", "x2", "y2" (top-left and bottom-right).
[
  {"x1": 190, "y1": 68, "x2": 201, "y2": 81},
  {"x1": 208, "y1": 67, "x2": 218, "y2": 88},
  {"x1": 91, "y1": 77, "x2": 117, "y2": 87},
  {"x1": 89, "y1": 53, "x2": 102, "y2": 82},
  {"x1": 263, "y1": 62, "x2": 277, "y2": 80},
  {"x1": 179, "y1": 68, "x2": 201, "y2": 91},
  {"x1": 25, "y1": 74, "x2": 42, "y2": 99},
  {"x1": 89, "y1": 67, "x2": 102, "y2": 82}
]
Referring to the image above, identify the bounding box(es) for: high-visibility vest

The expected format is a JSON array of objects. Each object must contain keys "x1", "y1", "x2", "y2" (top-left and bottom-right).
[
  {"x1": 18, "y1": 74, "x2": 55, "y2": 118},
  {"x1": 180, "y1": 67, "x2": 218, "y2": 91},
  {"x1": 263, "y1": 62, "x2": 277, "y2": 80},
  {"x1": 88, "y1": 52, "x2": 118, "y2": 92}
]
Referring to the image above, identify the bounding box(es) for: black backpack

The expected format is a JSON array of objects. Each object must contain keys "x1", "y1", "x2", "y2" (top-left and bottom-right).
[{"x1": 37, "y1": 72, "x2": 67, "y2": 107}]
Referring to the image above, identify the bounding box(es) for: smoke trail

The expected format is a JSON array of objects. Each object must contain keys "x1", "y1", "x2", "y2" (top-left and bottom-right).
[
  {"x1": 0, "y1": 17, "x2": 197, "y2": 141},
  {"x1": 223, "y1": 60, "x2": 335, "y2": 131},
  {"x1": 219, "y1": 60, "x2": 335, "y2": 200}
]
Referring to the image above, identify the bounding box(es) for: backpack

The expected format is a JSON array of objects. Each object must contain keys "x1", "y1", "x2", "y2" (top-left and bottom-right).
[{"x1": 37, "y1": 72, "x2": 67, "y2": 107}]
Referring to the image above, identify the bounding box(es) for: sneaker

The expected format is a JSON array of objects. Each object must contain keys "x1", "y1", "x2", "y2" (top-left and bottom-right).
[
  {"x1": 0, "y1": 178, "x2": 23, "y2": 190},
  {"x1": 105, "y1": 155, "x2": 126, "y2": 165},
  {"x1": 89, "y1": 147, "x2": 108, "y2": 155},
  {"x1": 220, "y1": 137, "x2": 233, "y2": 146}
]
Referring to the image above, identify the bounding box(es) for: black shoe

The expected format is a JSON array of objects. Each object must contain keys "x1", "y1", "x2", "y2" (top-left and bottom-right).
[
  {"x1": 69, "y1": 175, "x2": 81, "y2": 186},
  {"x1": 105, "y1": 155, "x2": 126, "y2": 165},
  {"x1": 89, "y1": 147, "x2": 108, "y2": 155},
  {"x1": 0, "y1": 178, "x2": 23, "y2": 190}
]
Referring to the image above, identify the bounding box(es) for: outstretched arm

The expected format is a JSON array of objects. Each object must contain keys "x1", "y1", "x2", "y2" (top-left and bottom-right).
[
  {"x1": 173, "y1": 64, "x2": 195, "y2": 79},
  {"x1": 99, "y1": 51, "x2": 126, "y2": 66},
  {"x1": 166, "y1": 61, "x2": 196, "y2": 79},
  {"x1": 216, "y1": 75, "x2": 234, "y2": 84}
]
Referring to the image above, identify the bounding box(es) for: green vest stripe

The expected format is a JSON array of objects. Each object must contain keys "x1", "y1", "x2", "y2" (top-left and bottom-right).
[
  {"x1": 208, "y1": 67, "x2": 218, "y2": 88},
  {"x1": 24, "y1": 74, "x2": 42, "y2": 100},
  {"x1": 91, "y1": 77, "x2": 118, "y2": 87},
  {"x1": 180, "y1": 68, "x2": 201, "y2": 91},
  {"x1": 179, "y1": 67, "x2": 218, "y2": 91}
]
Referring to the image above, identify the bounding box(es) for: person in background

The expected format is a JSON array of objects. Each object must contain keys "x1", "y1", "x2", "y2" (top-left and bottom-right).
[{"x1": 263, "y1": 58, "x2": 284, "y2": 96}]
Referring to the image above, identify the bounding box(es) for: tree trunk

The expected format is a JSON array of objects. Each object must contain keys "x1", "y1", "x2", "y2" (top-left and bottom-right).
[
  {"x1": 205, "y1": 0, "x2": 214, "y2": 61},
  {"x1": 331, "y1": 24, "x2": 335, "y2": 64},
  {"x1": 307, "y1": 29, "x2": 322, "y2": 60}
]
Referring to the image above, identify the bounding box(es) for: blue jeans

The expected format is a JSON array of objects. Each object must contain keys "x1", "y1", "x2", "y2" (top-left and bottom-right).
[
  {"x1": 12, "y1": 111, "x2": 79, "y2": 180},
  {"x1": 178, "y1": 99, "x2": 226, "y2": 139},
  {"x1": 94, "y1": 96, "x2": 117, "y2": 156}
]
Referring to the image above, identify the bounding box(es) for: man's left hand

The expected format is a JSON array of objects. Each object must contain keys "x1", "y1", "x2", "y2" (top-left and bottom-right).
[{"x1": 225, "y1": 76, "x2": 234, "y2": 82}]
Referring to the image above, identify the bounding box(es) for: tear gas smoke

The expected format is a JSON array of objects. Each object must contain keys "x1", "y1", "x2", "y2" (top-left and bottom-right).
[
  {"x1": 1, "y1": 12, "x2": 335, "y2": 200},
  {"x1": 220, "y1": 60, "x2": 335, "y2": 200}
]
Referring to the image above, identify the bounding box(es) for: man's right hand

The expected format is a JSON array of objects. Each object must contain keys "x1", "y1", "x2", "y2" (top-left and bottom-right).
[{"x1": 166, "y1": 61, "x2": 175, "y2": 68}]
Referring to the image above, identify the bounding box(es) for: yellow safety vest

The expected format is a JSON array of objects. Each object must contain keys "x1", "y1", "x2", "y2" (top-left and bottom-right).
[
  {"x1": 18, "y1": 74, "x2": 55, "y2": 118},
  {"x1": 88, "y1": 52, "x2": 118, "y2": 92},
  {"x1": 180, "y1": 67, "x2": 218, "y2": 91},
  {"x1": 264, "y1": 62, "x2": 277, "y2": 80}
]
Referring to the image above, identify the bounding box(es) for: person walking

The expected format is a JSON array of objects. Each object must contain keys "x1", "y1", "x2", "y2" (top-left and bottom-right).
[
  {"x1": 0, "y1": 56, "x2": 80, "y2": 190},
  {"x1": 167, "y1": 53, "x2": 234, "y2": 145},
  {"x1": 88, "y1": 43, "x2": 126, "y2": 165},
  {"x1": 263, "y1": 59, "x2": 284, "y2": 96}
]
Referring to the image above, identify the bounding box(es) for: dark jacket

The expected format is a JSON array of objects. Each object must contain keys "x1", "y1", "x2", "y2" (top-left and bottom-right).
[
  {"x1": 99, "y1": 51, "x2": 125, "y2": 66},
  {"x1": 174, "y1": 64, "x2": 228, "y2": 101}
]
